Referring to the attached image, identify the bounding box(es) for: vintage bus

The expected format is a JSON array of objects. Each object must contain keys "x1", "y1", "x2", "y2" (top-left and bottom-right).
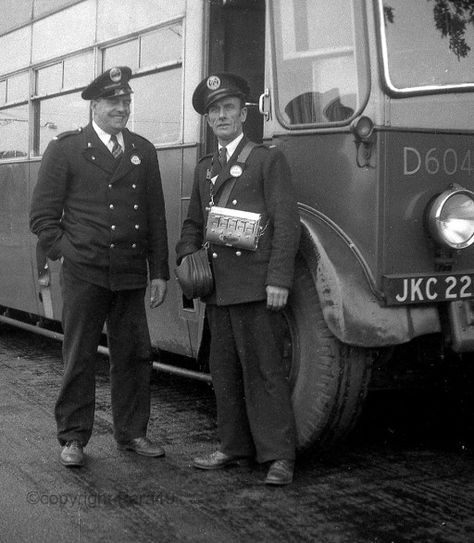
[{"x1": 1, "y1": 0, "x2": 474, "y2": 451}]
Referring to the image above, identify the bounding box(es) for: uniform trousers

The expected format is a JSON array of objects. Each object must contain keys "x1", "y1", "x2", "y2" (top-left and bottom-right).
[
  {"x1": 56, "y1": 263, "x2": 152, "y2": 446},
  {"x1": 207, "y1": 301, "x2": 296, "y2": 463}
]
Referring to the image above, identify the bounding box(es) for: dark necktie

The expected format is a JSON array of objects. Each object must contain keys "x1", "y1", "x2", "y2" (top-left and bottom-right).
[
  {"x1": 218, "y1": 146, "x2": 227, "y2": 169},
  {"x1": 110, "y1": 134, "x2": 123, "y2": 159}
]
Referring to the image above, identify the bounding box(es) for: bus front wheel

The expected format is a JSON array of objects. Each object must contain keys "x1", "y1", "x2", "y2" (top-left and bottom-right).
[{"x1": 282, "y1": 256, "x2": 374, "y2": 451}]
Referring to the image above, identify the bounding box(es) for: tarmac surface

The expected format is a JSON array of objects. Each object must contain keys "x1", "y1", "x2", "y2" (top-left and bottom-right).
[{"x1": 1, "y1": 325, "x2": 474, "y2": 542}]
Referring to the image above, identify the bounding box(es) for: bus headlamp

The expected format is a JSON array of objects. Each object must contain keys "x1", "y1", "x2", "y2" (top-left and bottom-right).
[{"x1": 426, "y1": 186, "x2": 474, "y2": 249}]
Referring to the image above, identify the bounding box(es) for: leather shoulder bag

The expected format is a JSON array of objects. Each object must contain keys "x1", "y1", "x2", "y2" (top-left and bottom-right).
[{"x1": 175, "y1": 246, "x2": 213, "y2": 300}]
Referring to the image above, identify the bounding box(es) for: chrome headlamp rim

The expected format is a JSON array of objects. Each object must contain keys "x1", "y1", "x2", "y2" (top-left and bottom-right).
[{"x1": 426, "y1": 186, "x2": 474, "y2": 250}]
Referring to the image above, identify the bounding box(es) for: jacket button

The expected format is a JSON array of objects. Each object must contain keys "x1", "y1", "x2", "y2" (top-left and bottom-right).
[
  {"x1": 110, "y1": 243, "x2": 115, "y2": 248},
  {"x1": 134, "y1": 204, "x2": 138, "y2": 210},
  {"x1": 232, "y1": 199, "x2": 237, "y2": 205},
  {"x1": 235, "y1": 251, "x2": 242, "y2": 256},
  {"x1": 108, "y1": 184, "x2": 112, "y2": 189},
  {"x1": 111, "y1": 225, "x2": 116, "y2": 230},
  {"x1": 135, "y1": 224, "x2": 140, "y2": 230},
  {"x1": 212, "y1": 252, "x2": 218, "y2": 259}
]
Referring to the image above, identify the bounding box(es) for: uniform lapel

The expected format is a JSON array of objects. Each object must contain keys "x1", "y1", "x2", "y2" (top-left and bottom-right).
[
  {"x1": 212, "y1": 136, "x2": 248, "y2": 197},
  {"x1": 210, "y1": 150, "x2": 221, "y2": 178},
  {"x1": 81, "y1": 124, "x2": 116, "y2": 175},
  {"x1": 110, "y1": 129, "x2": 143, "y2": 183}
]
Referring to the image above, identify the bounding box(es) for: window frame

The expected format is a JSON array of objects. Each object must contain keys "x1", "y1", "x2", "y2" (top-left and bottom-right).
[
  {"x1": 268, "y1": 0, "x2": 370, "y2": 130},
  {"x1": 0, "y1": 17, "x2": 185, "y2": 161},
  {"x1": 375, "y1": 0, "x2": 474, "y2": 98},
  {"x1": 0, "y1": 101, "x2": 30, "y2": 160}
]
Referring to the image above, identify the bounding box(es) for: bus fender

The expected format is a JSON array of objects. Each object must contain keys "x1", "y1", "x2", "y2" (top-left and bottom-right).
[{"x1": 298, "y1": 215, "x2": 441, "y2": 347}]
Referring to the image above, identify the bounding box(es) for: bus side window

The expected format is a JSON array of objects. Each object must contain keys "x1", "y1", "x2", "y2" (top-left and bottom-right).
[
  {"x1": 0, "y1": 104, "x2": 29, "y2": 159},
  {"x1": 0, "y1": 73, "x2": 29, "y2": 159},
  {"x1": 323, "y1": 95, "x2": 354, "y2": 122},
  {"x1": 35, "y1": 93, "x2": 88, "y2": 155},
  {"x1": 102, "y1": 23, "x2": 183, "y2": 146},
  {"x1": 284, "y1": 90, "x2": 355, "y2": 124},
  {"x1": 34, "y1": 56, "x2": 93, "y2": 155},
  {"x1": 272, "y1": 0, "x2": 359, "y2": 127}
]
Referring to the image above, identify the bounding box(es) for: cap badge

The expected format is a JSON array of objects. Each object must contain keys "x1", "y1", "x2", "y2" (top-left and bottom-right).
[
  {"x1": 230, "y1": 164, "x2": 243, "y2": 178},
  {"x1": 207, "y1": 75, "x2": 221, "y2": 90},
  {"x1": 131, "y1": 154, "x2": 141, "y2": 165},
  {"x1": 110, "y1": 67, "x2": 122, "y2": 83}
]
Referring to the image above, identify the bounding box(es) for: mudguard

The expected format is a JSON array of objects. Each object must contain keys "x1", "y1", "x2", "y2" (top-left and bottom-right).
[{"x1": 298, "y1": 207, "x2": 441, "y2": 347}]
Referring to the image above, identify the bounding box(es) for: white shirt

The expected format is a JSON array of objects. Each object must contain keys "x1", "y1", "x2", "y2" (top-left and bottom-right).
[
  {"x1": 92, "y1": 120, "x2": 125, "y2": 153},
  {"x1": 219, "y1": 132, "x2": 244, "y2": 162},
  {"x1": 210, "y1": 133, "x2": 245, "y2": 184}
]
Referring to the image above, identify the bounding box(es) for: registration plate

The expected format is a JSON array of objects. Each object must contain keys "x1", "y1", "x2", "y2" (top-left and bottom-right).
[{"x1": 383, "y1": 273, "x2": 474, "y2": 305}]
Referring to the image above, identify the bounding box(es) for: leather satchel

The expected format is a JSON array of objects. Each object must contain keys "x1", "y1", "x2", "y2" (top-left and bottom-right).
[{"x1": 175, "y1": 246, "x2": 213, "y2": 300}]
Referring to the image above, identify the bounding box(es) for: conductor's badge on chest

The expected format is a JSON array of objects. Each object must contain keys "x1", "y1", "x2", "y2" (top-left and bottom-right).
[{"x1": 205, "y1": 206, "x2": 264, "y2": 251}]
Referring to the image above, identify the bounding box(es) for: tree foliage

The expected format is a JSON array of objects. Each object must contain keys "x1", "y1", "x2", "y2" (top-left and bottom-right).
[
  {"x1": 385, "y1": 0, "x2": 474, "y2": 60},
  {"x1": 429, "y1": 0, "x2": 474, "y2": 59}
]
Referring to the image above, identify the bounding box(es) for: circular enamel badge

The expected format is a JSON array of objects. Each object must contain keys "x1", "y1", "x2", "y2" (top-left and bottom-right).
[
  {"x1": 131, "y1": 154, "x2": 141, "y2": 165},
  {"x1": 207, "y1": 75, "x2": 221, "y2": 90},
  {"x1": 230, "y1": 164, "x2": 243, "y2": 177},
  {"x1": 110, "y1": 67, "x2": 122, "y2": 82}
]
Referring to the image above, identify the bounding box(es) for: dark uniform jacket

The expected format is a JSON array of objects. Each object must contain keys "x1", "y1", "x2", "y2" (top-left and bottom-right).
[
  {"x1": 176, "y1": 136, "x2": 300, "y2": 305},
  {"x1": 30, "y1": 123, "x2": 169, "y2": 290}
]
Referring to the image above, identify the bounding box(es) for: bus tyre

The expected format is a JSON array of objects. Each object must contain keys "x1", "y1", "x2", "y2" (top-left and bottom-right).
[{"x1": 284, "y1": 256, "x2": 374, "y2": 451}]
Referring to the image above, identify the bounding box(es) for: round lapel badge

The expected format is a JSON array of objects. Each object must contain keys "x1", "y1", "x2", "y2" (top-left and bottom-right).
[
  {"x1": 131, "y1": 154, "x2": 141, "y2": 165},
  {"x1": 230, "y1": 164, "x2": 243, "y2": 178}
]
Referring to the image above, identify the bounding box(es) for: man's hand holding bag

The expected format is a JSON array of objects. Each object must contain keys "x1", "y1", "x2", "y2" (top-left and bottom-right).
[{"x1": 175, "y1": 246, "x2": 213, "y2": 300}]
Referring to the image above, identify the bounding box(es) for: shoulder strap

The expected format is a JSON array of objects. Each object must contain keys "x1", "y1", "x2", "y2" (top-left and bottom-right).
[
  {"x1": 54, "y1": 127, "x2": 83, "y2": 141},
  {"x1": 217, "y1": 141, "x2": 257, "y2": 207},
  {"x1": 236, "y1": 141, "x2": 257, "y2": 164},
  {"x1": 217, "y1": 178, "x2": 237, "y2": 207}
]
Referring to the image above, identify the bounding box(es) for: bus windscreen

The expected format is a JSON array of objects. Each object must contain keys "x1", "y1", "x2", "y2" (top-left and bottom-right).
[{"x1": 379, "y1": 0, "x2": 474, "y2": 93}]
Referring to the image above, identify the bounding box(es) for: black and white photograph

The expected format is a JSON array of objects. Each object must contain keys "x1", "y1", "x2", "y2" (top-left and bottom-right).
[{"x1": 1, "y1": 1, "x2": 474, "y2": 541}]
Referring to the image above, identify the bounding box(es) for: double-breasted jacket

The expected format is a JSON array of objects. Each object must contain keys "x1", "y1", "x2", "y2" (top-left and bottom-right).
[
  {"x1": 176, "y1": 136, "x2": 301, "y2": 305},
  {"x1": 30, "y1": 124, "x2": 169, "y2": 290}
]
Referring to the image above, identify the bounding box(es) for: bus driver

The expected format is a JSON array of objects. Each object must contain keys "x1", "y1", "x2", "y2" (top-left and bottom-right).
[{"x1": 30, "y1": 67, "x2": 169, "y2": 468}]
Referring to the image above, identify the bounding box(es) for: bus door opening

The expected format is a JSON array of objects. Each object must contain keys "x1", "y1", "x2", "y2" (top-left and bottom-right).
[{"x1": 207, "y1": 0, "x2": 265, "y2": 149}]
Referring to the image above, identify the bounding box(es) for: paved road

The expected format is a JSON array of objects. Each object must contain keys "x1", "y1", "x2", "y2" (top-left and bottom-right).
[{"x1": 1, "y1": 325, "x2": 474, "y2": 542}]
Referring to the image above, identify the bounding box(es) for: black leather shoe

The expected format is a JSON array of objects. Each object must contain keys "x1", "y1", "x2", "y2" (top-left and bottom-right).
[
  {"x1": 117, "y1": 437, "x2": 165, "y2": 457},
  {"x1": 193, "y1": 450, "x2": 250, "y2": 470},
  {"x1": 60, "y1": 440, "x2": 84, "y2": 467},
  {"x1": 265, "y1": 459, "x2": 294, "y2": 485}
]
